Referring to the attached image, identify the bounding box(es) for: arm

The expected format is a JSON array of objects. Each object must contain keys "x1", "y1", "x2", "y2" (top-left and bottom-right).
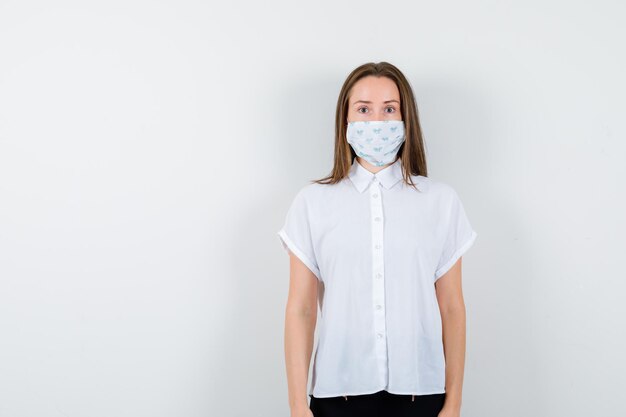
[
  {"x1": 435, "y1": 256, "x2": 466, "y2": 417},
  {"x1": 284, "y1": 250, "x2": 318, "y2": 417}
]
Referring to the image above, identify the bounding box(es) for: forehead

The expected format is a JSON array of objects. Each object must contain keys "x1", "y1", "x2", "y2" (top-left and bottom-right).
[{"x1": 349, "y1": 76, "x2": 400, "y2": 103}]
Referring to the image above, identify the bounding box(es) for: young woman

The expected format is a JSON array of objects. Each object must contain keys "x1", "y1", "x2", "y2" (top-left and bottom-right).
[{"x1": 278, "y1": 62, "x2": 478, "y2": 417}]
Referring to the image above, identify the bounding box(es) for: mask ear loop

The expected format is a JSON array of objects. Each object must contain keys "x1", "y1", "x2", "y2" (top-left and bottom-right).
[{"x1": 412, "y1": 395, "x2": 415, "y2": 402}]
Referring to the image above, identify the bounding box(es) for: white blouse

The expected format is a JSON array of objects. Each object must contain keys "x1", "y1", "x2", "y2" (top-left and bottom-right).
[{"x1": 277, "y1": 156, "x2": 477, "y2": 398}]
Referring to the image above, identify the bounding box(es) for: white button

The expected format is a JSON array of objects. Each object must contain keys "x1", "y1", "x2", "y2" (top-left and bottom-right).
[
  {"x1": 376, "y1": 273, "x2": 383, "y2": 279},
  {"x1": 375, "y1": 304, "x2": 382, "y2": 310},
  {"x1": 372, "y1": 193, "x2": 378, "y2": 198},
  {"x1": 375, "y1": 244, "x2": 381, "y2": 249},
  {"x1": 377, "y1": 333, "x2": 383, "y2": 339},
  {"x1": 374, "y1": 217, "x2": 381, "y2": 222},
  {"x1": 373, "y1": 177, "x2": 378, "y2": 182}
]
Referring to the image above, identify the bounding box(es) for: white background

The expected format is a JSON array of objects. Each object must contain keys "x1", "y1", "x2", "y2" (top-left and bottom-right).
[{"x1": 1, "y1": 1, "x2": 625, "y2": 416}]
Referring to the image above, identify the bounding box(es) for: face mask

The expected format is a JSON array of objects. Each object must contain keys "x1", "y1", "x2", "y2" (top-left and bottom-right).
[{"x1": 346, "y1": 120, "x2": 405, "y2": 167}]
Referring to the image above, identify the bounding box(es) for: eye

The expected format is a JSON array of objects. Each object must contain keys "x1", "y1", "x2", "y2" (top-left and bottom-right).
[
  {"x1": 385, "y1": 106, "x2": 396, "y2": 113},
  {"x1": 357, "y1": 106, "x2": 368, "y2": 114}
]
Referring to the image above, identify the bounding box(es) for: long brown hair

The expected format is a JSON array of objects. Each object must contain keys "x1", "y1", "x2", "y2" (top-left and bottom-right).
[{"x1": 312, "y1": 61, "x2": 428, "y2": 189}]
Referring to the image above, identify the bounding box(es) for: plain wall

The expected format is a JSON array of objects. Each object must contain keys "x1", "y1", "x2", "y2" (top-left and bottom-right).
[{"x1": 1, "y1": 1, "x2": 624, "y2": 416}]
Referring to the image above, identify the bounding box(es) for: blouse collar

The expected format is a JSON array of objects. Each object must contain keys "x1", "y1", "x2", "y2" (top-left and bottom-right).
[{"x1": 348, "y1": 157, "x2": 426, "y2": 193}]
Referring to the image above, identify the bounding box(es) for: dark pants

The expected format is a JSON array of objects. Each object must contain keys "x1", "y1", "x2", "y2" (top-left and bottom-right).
[{"x1": 309, "y1": 390, "x2": 446, "y2": 417}]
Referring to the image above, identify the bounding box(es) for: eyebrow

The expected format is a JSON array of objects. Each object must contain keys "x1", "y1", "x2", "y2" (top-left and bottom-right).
[{"x1": 353, "y1": 99, "x2": 400, "y2": 106}]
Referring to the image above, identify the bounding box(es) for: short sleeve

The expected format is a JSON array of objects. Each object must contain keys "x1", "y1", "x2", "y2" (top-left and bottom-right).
[
  {"x1": 434, "y1": 188, "x2": 478, "y2": 281},
  {"x1": 277, "y1": 188, "x2": 321, "y2": 280}
]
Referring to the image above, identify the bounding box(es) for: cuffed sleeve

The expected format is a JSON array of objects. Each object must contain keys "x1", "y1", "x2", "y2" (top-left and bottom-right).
[
  {"x1": 277, "y1": 188, "x2": 321, "y2": 280},
  {"x1": 434, "y1": 188, "x2": 477, "y2": 281}
]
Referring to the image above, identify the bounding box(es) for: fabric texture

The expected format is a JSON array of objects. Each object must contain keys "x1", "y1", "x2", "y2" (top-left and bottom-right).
[{"x1": 277, "y1": 156, "x2": 478, "y2": 398}]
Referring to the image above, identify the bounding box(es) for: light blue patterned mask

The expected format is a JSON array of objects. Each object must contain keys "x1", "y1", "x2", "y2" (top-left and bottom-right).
[{"x1": 346, "y1": 120, "x2": 406, "y2": 167}]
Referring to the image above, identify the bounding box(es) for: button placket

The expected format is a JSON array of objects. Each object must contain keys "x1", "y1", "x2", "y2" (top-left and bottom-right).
[{"x1": 369, "y1": 176, "x2": 388, "y2": 384}]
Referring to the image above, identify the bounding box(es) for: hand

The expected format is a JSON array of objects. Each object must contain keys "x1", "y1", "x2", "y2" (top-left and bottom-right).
[
  {"x1": 290, "y1": 404, "x2": 314, "y2": 417},
  {"x1": 438, "y1": 404, "x2": 461, "y2": 417}
]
